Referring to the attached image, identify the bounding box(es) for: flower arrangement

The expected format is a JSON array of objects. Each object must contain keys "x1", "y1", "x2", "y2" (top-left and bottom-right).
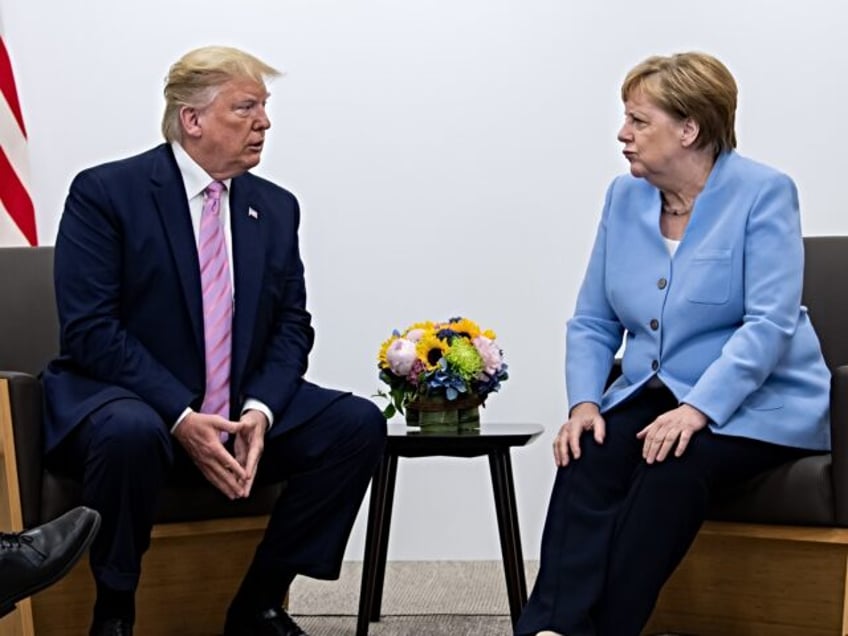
[{"x1": 377, "y1": 316, "x2": 509, "y2": 419}]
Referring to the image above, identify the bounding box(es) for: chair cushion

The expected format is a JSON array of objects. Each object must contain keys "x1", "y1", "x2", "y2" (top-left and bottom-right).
[
  {"x1": 708, "y1": 454, "x2": 834, "y2": 525},
  {"x1": 41, "y1": 472, "x2": 283, "y2": 525}
]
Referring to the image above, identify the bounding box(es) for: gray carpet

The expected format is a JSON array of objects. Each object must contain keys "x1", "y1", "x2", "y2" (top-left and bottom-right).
[
  {"x1": 289, "y1": 560, "x2": 539, "y2": 635},
  {"x1": 292, "y1": 615, "x2": 514, "y2": 635}
]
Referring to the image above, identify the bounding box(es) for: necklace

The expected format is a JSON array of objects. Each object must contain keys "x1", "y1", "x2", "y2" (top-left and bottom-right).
[{"x1": 661, "y1": 200, "x2": 692, "y2": 217}]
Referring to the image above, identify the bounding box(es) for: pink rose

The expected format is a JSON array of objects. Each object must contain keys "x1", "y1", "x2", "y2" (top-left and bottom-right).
[
  {"x1": 473, "y1": 335, "x2": 502, "y2": 376},
  {"x1": 405, "y1": 328, "x2": 426, "y2": 343},
  {"x1": 386, "y1": 338, "x2": 417, "y2": 376}
]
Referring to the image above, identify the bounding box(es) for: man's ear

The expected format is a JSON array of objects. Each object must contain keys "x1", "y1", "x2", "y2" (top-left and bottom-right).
[
  {"x1": 681, "y1": 117, "x2": 700, "y2": 148},
  {"x1": 179, "y1": 106, "x2": 202, "y2": 139}
]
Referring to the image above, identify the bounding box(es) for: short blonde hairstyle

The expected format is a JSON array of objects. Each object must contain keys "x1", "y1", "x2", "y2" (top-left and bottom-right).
[
  {"x1": 161, "y1": 46, "x2": 281, "y2": 142},
  {"x1": 621, "y1": 52, "x2": 737, "y2": 155}
]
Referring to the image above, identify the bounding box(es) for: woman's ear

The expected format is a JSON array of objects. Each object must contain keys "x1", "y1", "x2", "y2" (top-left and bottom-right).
[{"x1": 680, "y1": 117, "x2": 700, "y2": 148}]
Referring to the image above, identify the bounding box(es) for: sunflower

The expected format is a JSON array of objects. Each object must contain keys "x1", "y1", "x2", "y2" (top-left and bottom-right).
[
  {"x1": 404, "y1": 320, "x2": 434, "y2": 336},
  {"x1": 446, "y1": 317, "x2": 482, "y2": 341},
  {"x1": 417, "y1": 332, "x2": 449, "y2": 370}
]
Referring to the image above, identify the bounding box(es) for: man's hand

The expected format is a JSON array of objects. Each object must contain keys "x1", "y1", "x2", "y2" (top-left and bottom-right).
[
  {"x1": 637, "y1": 403, "x2": 708, "y2": 464},
  {"x1": 233, "y1": 409, "x2": 269, "y2": 497},
  {"x1": 173, "y1": 412, "x2": 248, "y2": 499},
  {"x1": 553, "y1": 402, "x2": 606, "y2": 467}
]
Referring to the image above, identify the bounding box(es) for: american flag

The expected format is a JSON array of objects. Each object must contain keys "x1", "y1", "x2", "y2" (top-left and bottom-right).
[{"x1": 0, "y1": 25, "x2": 37, "y2": 246}]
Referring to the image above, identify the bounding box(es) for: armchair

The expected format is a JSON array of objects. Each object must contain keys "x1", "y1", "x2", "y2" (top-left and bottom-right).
[
  {"x1": 0, "y1": 247, "x2": 282, "y2": 635},
  {"x1": 644, "y1": 236, "x2": 848, "y2": 636}
]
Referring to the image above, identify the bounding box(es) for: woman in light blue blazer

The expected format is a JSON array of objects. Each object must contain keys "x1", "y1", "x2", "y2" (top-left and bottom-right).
[{"x1": 516, "y1": 52, "x2": 830, "y2": 636}]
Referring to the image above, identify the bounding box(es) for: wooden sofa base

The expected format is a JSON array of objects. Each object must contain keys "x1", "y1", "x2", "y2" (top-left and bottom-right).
[
  {"x1": 0, "y1": 515, "x2": 268, "y2": 636},
  {"x1": 644, "y1": 521, "x2": 848, "y2": 636}
]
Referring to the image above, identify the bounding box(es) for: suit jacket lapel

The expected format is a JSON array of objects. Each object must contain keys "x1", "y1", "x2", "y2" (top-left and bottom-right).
[
  {"x1": 229, "y1": 175, "x2": 265, "y2": 390},
  {"x1": 150, "y1": 145, "x2": 205, "y2": 357}
]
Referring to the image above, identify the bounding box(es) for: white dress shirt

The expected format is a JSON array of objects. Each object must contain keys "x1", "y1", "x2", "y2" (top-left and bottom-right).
[{"x1": 170, "y1": 142, "x2": 274, "y2": 432}]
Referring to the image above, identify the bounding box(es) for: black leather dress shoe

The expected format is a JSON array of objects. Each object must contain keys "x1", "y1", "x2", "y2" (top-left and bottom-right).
[
  {"x1": 89, "y1": 617, "x2": 134, "y2": 636},
  {"x1": 0, "y1": 506, "x2": 101, "y2": 618},
  {"x1": 224, "y1": 606, "x2": 309, "y2": 636}
]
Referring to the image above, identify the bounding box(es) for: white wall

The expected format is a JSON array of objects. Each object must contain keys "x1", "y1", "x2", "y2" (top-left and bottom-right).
[{"x1": 3, "y1": 0, "x2": 847, "y2": 561}]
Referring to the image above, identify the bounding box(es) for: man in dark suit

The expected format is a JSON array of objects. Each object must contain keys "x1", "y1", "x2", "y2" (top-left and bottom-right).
[{"x1": 42, "y1": 46, "x2": 387, "y2": 636}]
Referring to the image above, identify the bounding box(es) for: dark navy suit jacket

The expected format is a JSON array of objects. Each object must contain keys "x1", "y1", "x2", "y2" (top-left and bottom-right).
[{"x1": 43, "y1": 144, "x2": 344, "y2": 452}]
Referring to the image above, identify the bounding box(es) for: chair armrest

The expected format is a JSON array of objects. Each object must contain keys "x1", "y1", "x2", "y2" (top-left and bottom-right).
[
  {"x1": 830, "y1": 365, "x2": 848, "y2": 525},
  {"x1": 0, "y1": 371, "x2": 46, "y2": 528}
]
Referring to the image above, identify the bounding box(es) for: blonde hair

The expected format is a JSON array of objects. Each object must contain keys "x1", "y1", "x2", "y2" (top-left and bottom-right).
[
  {"x1": 161, "y1": 46, "x2": 281, "y2": 142},
  {"x1": 621, "y1": 52, "x2": 737, "y2": 154}
]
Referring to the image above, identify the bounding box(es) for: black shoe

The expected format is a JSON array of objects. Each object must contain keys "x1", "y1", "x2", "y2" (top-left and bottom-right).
[
  {"x1": 89, "y1": 617, "x2": 134, "y2": 636},
  {"x1": 224, "y1": 606, "x2": 309, "y2": 636},
  {"x1": 0, "y1": 506, "x2": 101, "y2": 618}
]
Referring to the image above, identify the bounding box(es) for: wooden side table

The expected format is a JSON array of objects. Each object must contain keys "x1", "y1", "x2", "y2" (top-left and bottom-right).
[{"x1": 356, "y1": 422, "x2": 544, "y2": 636}]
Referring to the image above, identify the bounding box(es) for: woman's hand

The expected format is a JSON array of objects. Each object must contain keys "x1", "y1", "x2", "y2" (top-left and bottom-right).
[
  {"x1": 637, "y1": 403, "x2": 708, "y2": 464},
  {"x1": 553, "y1": 402, "x2": 606, "y2": 467}
]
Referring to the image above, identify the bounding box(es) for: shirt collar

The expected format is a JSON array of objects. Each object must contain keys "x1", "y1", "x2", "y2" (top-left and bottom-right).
[{"x1": 171, "y1": 142, "x2": 232, "y2": 199}]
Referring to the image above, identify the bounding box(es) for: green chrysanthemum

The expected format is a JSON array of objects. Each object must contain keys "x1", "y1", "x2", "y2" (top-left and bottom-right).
[{"x1": 444, "y1": 338, "x2": 484, "y2": 381}]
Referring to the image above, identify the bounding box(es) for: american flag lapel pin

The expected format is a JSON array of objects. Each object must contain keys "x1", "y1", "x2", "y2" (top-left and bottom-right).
[{"x1": 248, "y1": 207, "x2": 259, "y2": 220}]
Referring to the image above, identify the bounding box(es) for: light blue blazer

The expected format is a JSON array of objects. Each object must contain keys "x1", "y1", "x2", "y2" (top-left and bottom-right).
[{"x1": 566, "y1": 151, "x2": 830, "y2": 450}]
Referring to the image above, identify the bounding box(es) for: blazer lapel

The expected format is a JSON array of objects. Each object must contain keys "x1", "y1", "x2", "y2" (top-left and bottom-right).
[
  {"x1": 229, "y1": 175, "x2": 265, "y2": 389},
  {"x1": 150, "y1": 146, "x2": 205, "y2": 356}
]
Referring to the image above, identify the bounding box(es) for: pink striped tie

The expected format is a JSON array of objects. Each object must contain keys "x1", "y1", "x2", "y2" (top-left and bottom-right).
[{"x1": 198, "y1": 181, "x2": 232, "y2": 440}]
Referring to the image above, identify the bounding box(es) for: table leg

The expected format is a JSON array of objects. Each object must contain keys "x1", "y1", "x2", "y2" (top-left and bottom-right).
[
  {"x1": 356, "y1": 451, "x2": 399, "y2": 636},
  {"x1": 356, "y1": 453, "x2": 387, "y2": 636},
  {"x1": 369, "y1": 452, "x2": 398, "y2": 620},
  {"x1": 488, "y1": 449, "x2": 528, "y2": 626}
]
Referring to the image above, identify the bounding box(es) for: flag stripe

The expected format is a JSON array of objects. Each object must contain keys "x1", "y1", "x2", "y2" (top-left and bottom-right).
[
  {"x1": 0, "y1": 36, "x2": 26, "y2": 137},
  {"x1": 0, "y1": 29, "x2": 37, "y2": 247},
  {"x1": 0, "y1": 82, "x2": 29, "y2": 177},
  {"x1": 0, "y1": 146, "x2": 36, "y2": 245}
]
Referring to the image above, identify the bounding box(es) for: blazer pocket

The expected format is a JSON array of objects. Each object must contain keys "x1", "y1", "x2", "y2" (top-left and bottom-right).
[
  {"x1": 685, "y1": 248, "x2": 732, "y2": 305},
  {"x1": 743, "y1": 386, "x2": 784, "y2": 411}
]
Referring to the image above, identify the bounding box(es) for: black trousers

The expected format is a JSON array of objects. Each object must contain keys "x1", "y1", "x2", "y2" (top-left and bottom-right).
[
  {"x1": 515, "y1": 385, "x2": 812, "y2": 636},
  {"x1": 46, "y1": 394, "x2": 387, "y2": 592}
]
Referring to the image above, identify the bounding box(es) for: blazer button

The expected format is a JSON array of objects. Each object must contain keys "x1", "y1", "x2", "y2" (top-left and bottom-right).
[
  {"x1": 651, "y1": 360, "x2": 659, "y2": 371},
  {"x1": 650, "y1": 319, "x2": 659, "y2": 331},
  {"x1": 657, "y1": 277, "x2": 668, "y2": 290}
]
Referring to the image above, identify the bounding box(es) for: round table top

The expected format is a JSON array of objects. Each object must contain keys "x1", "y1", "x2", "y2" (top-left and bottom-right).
[{"x1": 384, "y1": 422, "x2": 545, "y2": 458}]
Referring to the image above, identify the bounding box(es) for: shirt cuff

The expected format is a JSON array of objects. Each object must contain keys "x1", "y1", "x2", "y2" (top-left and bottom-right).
[{"x1": 172, "y1": 407, "x2": 193, "y2": 433}]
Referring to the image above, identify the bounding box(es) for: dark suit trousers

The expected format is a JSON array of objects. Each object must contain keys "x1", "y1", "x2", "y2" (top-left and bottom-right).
[
  {"x1": 515, "y1": 385, "x2": 811, "y2": 636},
  {"x1": 46, "y1": 394, "x2": 387, "y2": 592}
]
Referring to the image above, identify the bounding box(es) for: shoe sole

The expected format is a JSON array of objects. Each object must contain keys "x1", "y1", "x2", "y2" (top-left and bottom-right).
[{"x1": 0, "y1": 512, "x2": 102, "y2": 618}]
